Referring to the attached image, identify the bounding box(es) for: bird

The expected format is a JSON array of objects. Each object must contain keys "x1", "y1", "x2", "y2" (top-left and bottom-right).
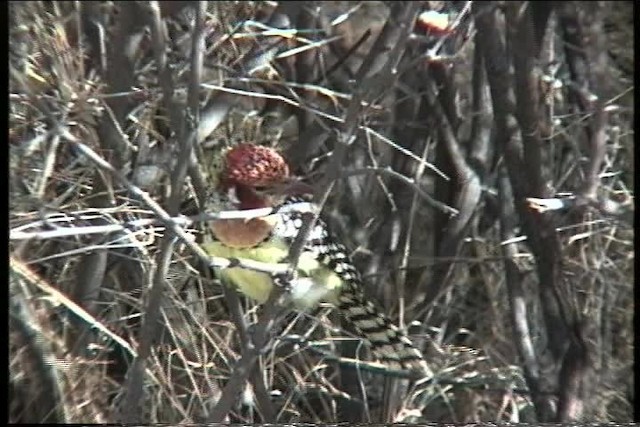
[{"x1": 201, "y1": 143, "x2": 430, "y2": 377}]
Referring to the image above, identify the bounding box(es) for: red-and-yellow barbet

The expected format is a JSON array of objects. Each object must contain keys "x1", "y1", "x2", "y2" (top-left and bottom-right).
[{"x1": 202, "y1": 143, "x2": 430, "y2": 377}]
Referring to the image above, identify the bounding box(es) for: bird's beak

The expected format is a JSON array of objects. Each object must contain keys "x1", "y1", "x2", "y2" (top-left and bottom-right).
[
  {"x1": 278, "y1": 179, "x2": 314, "y2": 197},
  {"x1": 252, "y1": 178, "x2": 313, "y2": 199}
]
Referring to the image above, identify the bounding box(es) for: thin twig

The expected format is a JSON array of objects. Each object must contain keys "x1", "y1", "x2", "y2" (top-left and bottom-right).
[
  {"x1": 199, "y1": 81, "x2": 444, "y2": 177},
  {"x1": 11, "y1": 202, "x2": 318, "y2": 241},
  {"x1": 10, "y1": 256, "x2": 138, "y2": 360},
  {"x1": 396, "y1": 140, "x2": 431, "y2": 327},
  {"x1": 206, "y1": 286, "x2": 288, "y2": 422},
  {"x1": 286, "y1": 1, "x2": 422, "y2": 273},
  {"x1": 123, "y1": 6, "x2": 230, "y2": 415},
  {"x1": 9, "y1": 288, "x2": 68, "y2": 423},
  {"x1": 340, "y1": 167, "x2": 458, "y2": 216}
]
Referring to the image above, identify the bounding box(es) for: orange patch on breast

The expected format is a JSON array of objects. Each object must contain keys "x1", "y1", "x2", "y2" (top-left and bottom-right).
[{"x1": 210, "y1": 217, "x2": 276, "y2": 248}]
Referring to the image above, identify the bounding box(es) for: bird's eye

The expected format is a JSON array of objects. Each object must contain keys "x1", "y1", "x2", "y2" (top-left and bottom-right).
[{"x1": 253, "y1": 185, "x2": 267, "y2": 193}]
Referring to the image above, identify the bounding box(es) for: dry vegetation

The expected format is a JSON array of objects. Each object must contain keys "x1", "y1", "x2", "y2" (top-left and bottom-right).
[{"x1": 9, "y1": 1, "x2": 634, "y2": 423}]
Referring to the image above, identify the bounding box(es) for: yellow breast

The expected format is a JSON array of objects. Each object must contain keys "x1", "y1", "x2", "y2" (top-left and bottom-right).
[
  {"x1": 201, "y1": 239, "x2": 289, "y2": 303},
  {"x1": 201, "y1": 238, "x2": 342, "y2": 309}
]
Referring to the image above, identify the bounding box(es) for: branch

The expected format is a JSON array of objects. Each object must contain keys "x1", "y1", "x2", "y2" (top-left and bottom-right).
[
  {"x1": 340, "y1": 167, "x2": 458, "y2": 216},
  {"x1": 286, "y1": 2, "x2": 421, "y2": 273},
  {"x1": 506, "y1": 2, "x2": 547, "y2": 197},
  {"x1": 10, "y1": 202, "x2": 318, "y2": 241},
  {"x1": 206, "y1": 282, "x2": 288, "y2": 422},
  {"x1": 498, "y1": 167, "x2": 545, "y2": 417}
]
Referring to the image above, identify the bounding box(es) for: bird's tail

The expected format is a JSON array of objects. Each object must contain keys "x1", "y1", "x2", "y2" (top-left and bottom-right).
[{"x1": 338, "y1": 283, "x2": 431, "y2": 377}]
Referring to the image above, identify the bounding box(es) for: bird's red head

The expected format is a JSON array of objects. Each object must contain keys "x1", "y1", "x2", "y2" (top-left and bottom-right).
[
  {"x1": 220, "y1": 144, "x2": 309, "y2": 209},
  {"x1": 223, "y1": 144, "x2": 290, "y2": 188}
]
